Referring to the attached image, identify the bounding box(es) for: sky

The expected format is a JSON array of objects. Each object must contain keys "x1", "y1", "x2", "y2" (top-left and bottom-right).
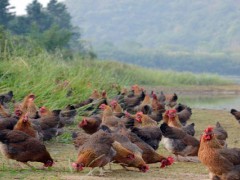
[{"x1": 9, "y1": 0, "x2": 64, "y2": 15}]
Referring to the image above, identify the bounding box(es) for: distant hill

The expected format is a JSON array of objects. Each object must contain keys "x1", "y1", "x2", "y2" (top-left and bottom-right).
[{"x1": 64, "y1": 0, "x2": 240, "y2": 75}]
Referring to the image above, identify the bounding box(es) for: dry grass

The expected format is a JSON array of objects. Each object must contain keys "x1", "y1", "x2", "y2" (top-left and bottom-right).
[{"x1": 0, "y1": 108, "x2": 239, "y2": 180}]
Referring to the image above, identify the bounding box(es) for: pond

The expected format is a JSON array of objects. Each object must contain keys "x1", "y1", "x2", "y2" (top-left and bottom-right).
[{"x1": 178, "y1": 94, "x2": 240, "y2": 110}]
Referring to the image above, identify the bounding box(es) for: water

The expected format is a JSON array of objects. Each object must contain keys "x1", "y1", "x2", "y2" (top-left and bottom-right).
[
  {"x1": 225, "y1": 75, "x2": 240, "y2": 84},
  {"x1": 178, "y1": 94, "x2": 240, "y2": 110},
  {"x1": 177, "y1": 75, "x2": 240, "y2": 110}
]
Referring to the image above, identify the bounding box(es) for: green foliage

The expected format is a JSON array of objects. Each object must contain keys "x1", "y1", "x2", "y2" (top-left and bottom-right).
[
  {"x1": 1, "y1": 0, "x2": 84, "y2": 56},
  {"x1": 0, "y1": 0, "x2": 14, "y2": 28},
  {"x1": 47, "y1": 0, "x2": 72, "y2": 30},
  {"x1": 41, "y1": 24, "x2": 73, "y2": 51},
  {"x1": 0, "y1": 27, "x2": 44, "y2": 59}
]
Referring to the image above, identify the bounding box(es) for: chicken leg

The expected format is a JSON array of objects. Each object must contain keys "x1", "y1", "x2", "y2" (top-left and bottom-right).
[{"x1": 86, "y1": 167, "x2": 97, "y2": 176}]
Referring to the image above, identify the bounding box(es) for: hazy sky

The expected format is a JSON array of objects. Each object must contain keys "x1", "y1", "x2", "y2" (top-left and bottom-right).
[{"x1": 9, "y1": 0, "x2": 64, "y2": 15}]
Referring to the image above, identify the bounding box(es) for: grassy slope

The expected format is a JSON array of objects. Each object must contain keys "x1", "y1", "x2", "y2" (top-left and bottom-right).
[
  {"x1": 0, "y1": 109, "x2": 239, "y2": 179},
  {"x1": 0, "y1": 53, "x2": 232, "y2": 109}
]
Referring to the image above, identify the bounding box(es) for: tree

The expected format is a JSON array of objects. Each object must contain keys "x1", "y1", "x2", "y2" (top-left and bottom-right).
[
  {"x1": 47, "y1": 0, "x2": 72, "y2": 29},
  {"x1": 0, "y1": 0, "x2": 15, "y2": 28},
  {"x1": 8, "y1": 16, "x2": 30, "y2": 35},
  {"x1": 42, "y1": 24, "x2": 72, "y2": 51},
  {"x1": 26, "y1": 0, "x2": 50, "y2": 32},
  {"x1": 46, "y1": 0, "x2": 83, "y2": 53}
]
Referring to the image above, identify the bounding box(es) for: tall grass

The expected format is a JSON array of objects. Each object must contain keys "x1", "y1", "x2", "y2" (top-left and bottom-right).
[{"x1": 0, "y1": 52, "x2": 232, "y2": 108}]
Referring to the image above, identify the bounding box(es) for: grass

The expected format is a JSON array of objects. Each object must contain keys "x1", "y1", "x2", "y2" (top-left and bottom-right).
[
  {"x1": 0, "y1": 52, "x2": 233, "y2": 109},
  {"x1": 0, "y1": 108, "x2": 239, "y2": 179}
]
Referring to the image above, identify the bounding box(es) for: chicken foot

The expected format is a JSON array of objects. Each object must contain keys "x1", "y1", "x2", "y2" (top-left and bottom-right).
[
  {"x1": 120, "y1": 164, "x2": 133, "y2": 171},
  {"x1": 99, "y1": 167, "x2": 106, "y2": 176},
  {"x1": 21, "y1": 162, "x2": 36, "y2": 170},
  {"x1": 102, "y1": 166, "x2": 112, "y2": 173}
]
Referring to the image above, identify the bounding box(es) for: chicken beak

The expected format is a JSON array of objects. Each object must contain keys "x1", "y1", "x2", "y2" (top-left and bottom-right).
[
  {"x1": 72, "y1": 163, "x2": 83, "y2": 171},
  {"x1": 139, "y1": 164, "x2": 149, "y2": 172},
  {"x1": 160, "y1": 156, "x2": 174, "y2": 168},
  {"x1": 136, "y1": 117, "x2": 142, "y2": 123}
]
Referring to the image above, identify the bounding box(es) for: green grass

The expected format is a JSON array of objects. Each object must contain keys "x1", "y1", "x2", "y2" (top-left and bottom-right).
[{"x1": 0, "y1": 52, "x2": 233, "y2": 108}]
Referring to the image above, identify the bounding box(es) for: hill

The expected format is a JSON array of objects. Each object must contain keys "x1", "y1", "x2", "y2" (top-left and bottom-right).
[{"x1": 64, "y1": 0, "x2": 240, "y2": 75}]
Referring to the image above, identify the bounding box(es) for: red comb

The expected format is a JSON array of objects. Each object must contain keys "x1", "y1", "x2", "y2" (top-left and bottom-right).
[
  {"x1": 169, "y1": 109, "x2": 177, "y2": 113},
  {"x1": 136, "y1": 112, "x2": 143, "y2": 116},
  {"x1": 160, "y1": 156, "x2": 174, "y2": 168},
  {"x1": 152, "y1": 93, "x2": 157, "y2": 99},
  {"x1": 204, "y1": 126, "x2": 214, "y2": 133},
  {"x1": 165, "y1": 110, "x2": 170, "y2": 115},
  {"x1": 110, "y1": 100, "x2": 117, "y2": 106},
  {"x1": 40, "y1": 106, "x2": 46, "y2": 111},
  {"x1": 99, "y1": 104, "x2": 106, "y2": 109}
]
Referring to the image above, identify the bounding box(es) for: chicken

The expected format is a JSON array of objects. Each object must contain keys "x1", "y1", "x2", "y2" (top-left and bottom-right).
[
  {"x1": 113, "y1": 87, "x2": 129, "y2": 103},
  {"x1": 72, "y1": 131, "x2": 91, "y2": 149},
  {"x1": 31, "y1": 106, "x2": 63, "y2": 141},
  {"x1": 135, "y1": 94, "x2": 152, "y2": 114},
  {"x1": 131, "y1": 84, "x2": 143, "y2": 96},
  {"x1": 0, "y1": 91, "x2": 14, "y2": 103},
  {"x1": 0, "y1": 103, "x2": 11, "y2": 118},
  {"x1": 175, "y1": 104, "x2": 192, "y2": 126},
  {"x1": 163, "y1": 109, "x2": 182, "y2": 128},
  {"x1": 38, "y1": 106, "x2": 63, "y2": 129},
  {"x1": 198, "y1": 127, "x2": 240, "y2": 180},
  {"x1": 111, "y1": 131, "x2": 149, "y2": 172},
  {"x1": 134, "y1": 112, "x2": 158, "y2": 127},
  {"x1": 213, "y1": 122, "x2": 228, "y2": 147},
  {"x1": 89, "y1": 89, "x2": 101, "y2": 100},
  {"x1": 122, "y1": 90, "x2": 145, "y2": 112},
  {"x1": 182, "y1": 123, "x2": 195, "y2": 136},
  {"x1": 13, "y1": 113, "x2": 39, "y2": 139},
  {"x1": 12, "y1": 103, "x2": 23, "y2": 119},
  {"x1": 158, "y1": 91, "x2": 166, "y2": 103},
  {"x1": 165, "y1": 93, "x2": 178, "y2": 108},
  {"x1": 111, "y1": 141, "x2": 138, "y2": 169},
  {"x1": 230, "y1": 109, "x2": 240, "y2": 123},
  {"x1": 150, "y1": 93, "x2": 165, "y2": 122},
  {"x1": 0, "y1": 129, "x2": 53, "y2": 168},
  {"x1": 59, "y1": 104, "x2": 77, "y2": 125},
  {"x1": 151, "y1": 93, "x2": 165, "y2": 113},
  {"x1": 0, "y1": 117, "x2": 18, "y2": 130},
  {"x1": 148, "y1": 109, "x2": 163, "y2": 124},
  {"x1": 74, "y1": 89, "x2": 101, "y2": 109},
  {"x1": 160, "y1": 123, "x2": 199, "y2": 161},
  {"x1": 164, "y1": 109, "x2": 196, "y2": 136},
  {"x1": 99, "y1": 104, "x2": 120, "y2": 129},
  {"x1": 72, "y1": 130, "x2": 116, "y2": 176},
  {"x1": 78, "y1": 115, "x2": 102, "y2": 134},
  {"x1": 86, "y1": 90, "x2": 109, "y2": 115},
  {"x1": 110, "y1": 100, "x2": 125, "y2": 118},
  {"x1": 72, "y1": 127, "x2": 137, "y2": 171},
  {"x1": 20, "y1": 94, "x2": 39, "y2": 119},
  {"x1": 121, "y1": 111, "x2": 136, "y2": 129},
  {"x1": 131, "y1": 126, "x2": 162, "y2": 150},
  {"x1": 119, "y1": 127, "x2": 174, "y2": 168}
]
